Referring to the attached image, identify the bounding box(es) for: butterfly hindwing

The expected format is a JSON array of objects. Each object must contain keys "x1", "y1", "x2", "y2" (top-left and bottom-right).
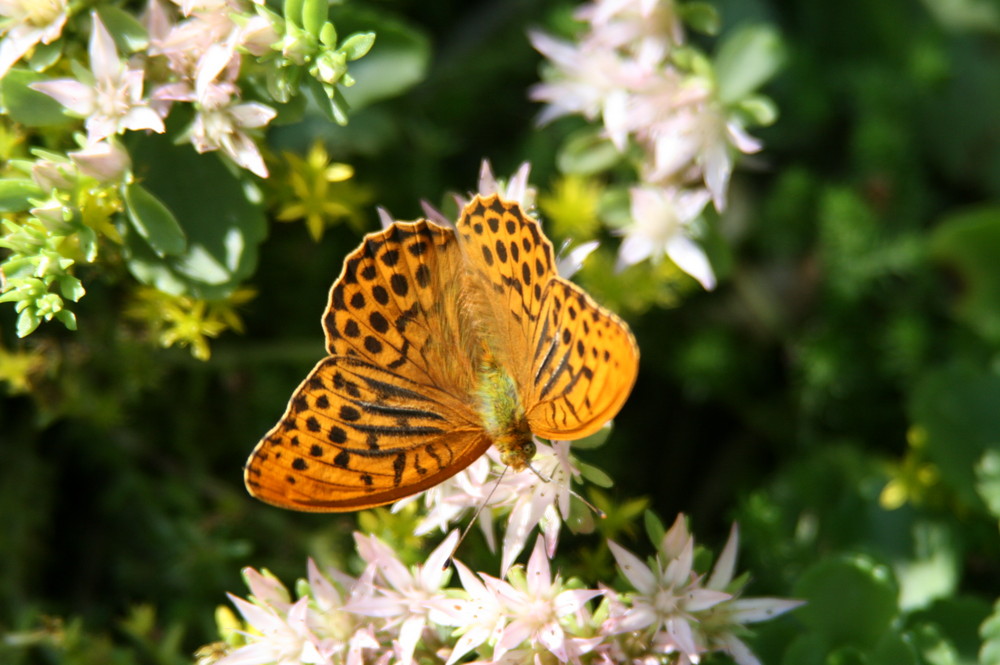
[
  {"x1": 245, "y1": 355, "x2": 490, "y2": 511},
  {"x1": 525, "y1": 278, "x2": 639, "y2": 439}
]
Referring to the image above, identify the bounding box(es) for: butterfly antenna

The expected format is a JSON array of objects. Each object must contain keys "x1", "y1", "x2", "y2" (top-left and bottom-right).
[
  {"x1": 444, "y1": 465, "x2": 509, "y2": 569},
  {"x1": 570, "y1": 488, "x2": 607, "y2": 519},
  {"x1": 526, "y1": 461, "x2": 551, "y2": 483}
]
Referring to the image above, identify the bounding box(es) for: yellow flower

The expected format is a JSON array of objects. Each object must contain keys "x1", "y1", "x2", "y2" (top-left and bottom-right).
[
  {"x1": 0, "y1": 342, "x2": 45, "y2": 394},
  {"x1": 538, "y1": 175, "x2": 603, "y2": 240},
  {"x1": 880, "y1": 426, "x2": 940, "y2": 510},
  {"x1": 126, "y1": 287, "x2": 256, "y2": 361},
  {"x1": 276, "y1": 142, "x2": 368, "y2": 241}
]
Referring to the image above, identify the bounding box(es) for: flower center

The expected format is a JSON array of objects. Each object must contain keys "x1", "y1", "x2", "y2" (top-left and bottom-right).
[{"x1": 654, "y1": 587, "x2": 679, "y2": 616}]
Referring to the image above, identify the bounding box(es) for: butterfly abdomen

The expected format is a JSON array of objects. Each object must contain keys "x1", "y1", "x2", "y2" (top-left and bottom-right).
[{"x1": 475, "y1": 355, "x2": 535, "y2": 471}]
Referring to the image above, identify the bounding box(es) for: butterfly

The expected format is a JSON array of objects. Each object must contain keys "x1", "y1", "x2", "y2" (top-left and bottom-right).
[{"x1": 244, "y1": 193, "x2": 639, "y2": 511}]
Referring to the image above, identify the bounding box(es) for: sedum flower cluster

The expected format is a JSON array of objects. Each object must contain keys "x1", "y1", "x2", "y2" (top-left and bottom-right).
[
  {"x1": 530, "y1": 0, "x2": 781, "y2": 290},
  {"x1": 201, "y1": 428, "x2": 800, "y2": 665},
  {"x1": 0, "y1": 0, "x2": 372, "y2": 347},
  {"x1": 203, "y1": 502, "x2": 801, "y2": 665}
]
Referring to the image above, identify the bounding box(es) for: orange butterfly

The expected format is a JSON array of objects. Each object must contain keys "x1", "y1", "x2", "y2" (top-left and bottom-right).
[{"x1": 245, "y1": 194, "x2": 638, "y2": 511}]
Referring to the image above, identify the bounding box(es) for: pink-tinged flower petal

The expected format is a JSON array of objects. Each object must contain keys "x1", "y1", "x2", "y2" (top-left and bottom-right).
[
  {"x1": 675, "y1": 187, "x2": 714, "y2": 221},
  {"x1": 446, "y1": 625, "x2": 494, "y2": 665},
  {"x1": 41, "y1": 10, "x2": 70, "y2": 44},
  {"x1": 345, "y1": 627, "x2": 379, "y2": 665},
  {"x1": 0, "y1": 24, "x2": 41, "y2": 79},
  {"x1": 501, "y1": 486, "x2": 551, "y2": 575},
  {"x1": 665, "y1": 616, "x2": 700, "y2": 658},
  {"x1": 527, "y1": 30, "x2": 577, "y2": 69},
  {"x1": 525, "y1": 537, "x2": 553, "y2": 593},
  {"x1": 144, "y1": 0, "x2": 172, "y2": 44},
  {"x1": 505, "y1": 161, "x2": 533, "y2": 206},
  {"x1": 552, "y1": 240, "x2": 601, "y2": 276},
  {"x1": 727, "y1": 121, "x2": 763, "y2": 155},
  {"x1": 684, "y1": 588, "x2": 731, "y2": 612},
  {"x1": 227, "y1": 593, "x2": 283, "y2": 632},
  {"x1": 541, "y1": 505, "x2": 561, "y2": 558},
  {"x1": 611, "y1": 604, "x2": 657, "y2": 632},
  {"x1": 718, "y1": 633, "x2": 761, "y2": 665},
  {"x1": 357, "y1": 534, "x2": 412, "y2": 591},
  {"x1": 121, "y1": 69, "x2": 147, "y2": 103},
  {"x1": 546, "y1": 440, "x2": 579, "y2": 519},
  {"x1": 230, "y1": 101, "x2": 277, "y2": 129},
  {"x1": 481, "y1": 574, "x2": 521, "y2": 609},
  {"x1": 649, "y1": 123, "x2": 700, "y2": 181},
  {"x1": 151, "y1": 82, "x2": 195, "y2": 103},
  {"x1": 85, "y1": 113, "x2": 121, "y2": 143},
  {"x1": 727, "y1": 597, "x2": 805, "y2": 623},
  {"x1": 240, "y1": 15, "x2": 279, "y2": 56},
  {"x1": 554, "y1": 588, "x2": 602, "y2": 615},
  {"x1": 421, "y1": 530, "x2": 459, "y2": 589},
  {"x1": 215, "y1": 643, "x2": 284, "y2": 665},
  {"x1": 477, "y1": 159, "x2": 499, "y2": 195},
  {"x1": 661, "y1": 513, "x2": 691, "y2": 559},
  {"x1": 500, "y1": 499, "x2": 535, "y2": 576},
  {"x1": 702, "y1": 141, "x2": 733, "y2": 211},
  {"x1": 603, "y1": 89, "x2": 630, "y2": 151},
  {"x1": 496, "y1": 618, "x2": 533, "y2": 653},
  {"x1": 536, "y1": 622, "x2": 567, "y2": 661},
  {"x1": 455, "y1": 560, "x2": 488, "y2": 599},
  {"x1": 662, "y1": 536, "x2": 695, "y2": 588},
  {"x1": 196, "y1": 43, "x2": 235, "y2": 99},
  {"x1": 243, "y1": 567, "x2": 291, "y2": 609},
  {"x1": 342, "y1": 594, "x2": 402, "y2": 619},
  {"x1": 121, "y1": 105, "x2": 166, "y2": 134},
  {"x1": 618, "y1": 186, "x2": 712, "y2": 279},
  {"x1": 396, "y1": 614, "x2": 426, "y2": 665},
  {"x1": 224, "y1": 130, "x2": 269, "y2": 177},
  {"x1": 608, "y1": 540, "x2": 657, "y2": 594},
  {"x1": 665, "y1": 235, "x2": 715, "y2": 290},
  {"x1": 617, "y1": 233, "x2": 653, "y2": 267},
  {"x1": 376, "y1": 207, "x2": 396, "y2": 230},
  {"x1": 30, "y1": 80, "x2": 95, "y2": 115},
  {"x1": 88, "y1": 13, "x2": 120, "y2": 81},
  {"x1": 307, "y1": 559, "x2": 343, "y2": 611},
  {"x1": 707, "y1": 524, "x2": 739, "y2": 591},
  {"x1": 286, "y1": 595, "x2": 310, "y2": 624},
  {"x1": 565, "y1": 635, "x2": 605, "y2": 662}
]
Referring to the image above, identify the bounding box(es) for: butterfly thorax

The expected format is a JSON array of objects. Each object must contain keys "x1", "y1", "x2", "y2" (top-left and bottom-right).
[{"x1": 475, "y1": 351, "x2": 535, "y2": 471}]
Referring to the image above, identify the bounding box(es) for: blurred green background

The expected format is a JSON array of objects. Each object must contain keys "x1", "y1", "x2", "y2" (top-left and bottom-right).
[{"x1": 3, "y1": 0, "x2": 1000, "y2": 663}]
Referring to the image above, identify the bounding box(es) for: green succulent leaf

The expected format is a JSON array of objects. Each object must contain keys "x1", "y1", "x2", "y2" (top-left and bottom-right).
[
  {"x1": 795, "y1": 555, "x2": 899, "y2": 648},
  {"x1": 124, "y1": 132, "x2": 266, "y2": 299},
  {"x1": 95, "y1": 5, "x2": 150, "y2": 53},
  {"x1": 328, "y1": 6, "x2": 429, "y2": 109},
  {"x1": 0, "y1": 69, "x2": 76, "y2": 127},
  {"x1": 124, "y1": 183, "x2": 188, "y2": 259},
  {"x1": 0, "y1": 180, "x2": 44, "y2": 213}
]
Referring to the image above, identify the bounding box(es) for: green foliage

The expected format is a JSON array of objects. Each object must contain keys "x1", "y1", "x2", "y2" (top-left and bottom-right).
[
  {"x1": 3, "y1": 0, "x2": 1000, "y2": 664},
  {"x1": 123, "y1": 133, "x2": 267, "y2": 300}
]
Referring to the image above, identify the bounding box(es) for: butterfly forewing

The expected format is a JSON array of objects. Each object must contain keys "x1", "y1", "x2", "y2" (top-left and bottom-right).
[
  {"x1": 323, "y1": 221, "x2": 477, "y2": 396},
  {"x1": 454, "y1": 195, "x2": 557, "y2": 378},
  {"x1": 455, "y1": 194, "x2": 639, "y2": 440}
]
